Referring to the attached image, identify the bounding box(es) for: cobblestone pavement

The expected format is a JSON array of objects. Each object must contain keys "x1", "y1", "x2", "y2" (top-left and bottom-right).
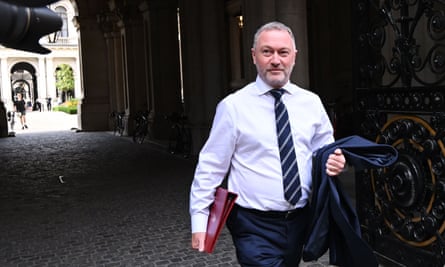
[{"x1": 0, "y1": 111, "x2": 333, "y2": 267}]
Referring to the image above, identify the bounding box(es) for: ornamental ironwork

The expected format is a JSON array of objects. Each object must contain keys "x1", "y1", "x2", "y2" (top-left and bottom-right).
[
  {"x1": 356, "y1": 0, "x2": 445, "y2": 88},
  {"x1": 354, "y1": 0, "x2": 445, "y2": 266}
]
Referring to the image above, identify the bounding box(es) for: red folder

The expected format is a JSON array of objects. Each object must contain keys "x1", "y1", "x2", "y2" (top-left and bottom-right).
[{"x1": 204, "y1": 187, "x2": 238, "y2": 253}]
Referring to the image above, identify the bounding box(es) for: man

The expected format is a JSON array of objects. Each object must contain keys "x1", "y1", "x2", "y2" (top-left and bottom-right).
[
  {"x1": 46, "y1": 97, "x2": 52, "y2": 111},
  {"x1": 190, "y1": 21, "x2": 346, "y2": 266},
  {"x1": 14, "y1": 93, "x2": 28, "y2": 130}
]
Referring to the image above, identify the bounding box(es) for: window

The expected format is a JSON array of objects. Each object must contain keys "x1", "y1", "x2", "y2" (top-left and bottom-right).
[{"x1": 55, "y1": 6, "x2": 68, "y2": 38}]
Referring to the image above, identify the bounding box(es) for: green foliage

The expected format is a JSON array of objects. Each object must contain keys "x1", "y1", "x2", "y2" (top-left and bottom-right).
[
  {"x1": 53, "y1": 106, "x2": 77, "y2": 114},
  {"x1": 64, "y1": 99, "x2": 79, "y2": 108},
  {"x1": 55, "y1": 64, "x2": 74, "y2": 94},
  {"x1": 53, "y1": 99, "x2": 78, "y2": 114}
]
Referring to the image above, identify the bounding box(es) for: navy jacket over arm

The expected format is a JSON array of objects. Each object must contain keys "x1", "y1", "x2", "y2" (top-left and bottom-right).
[{"x1": 303, "y1": 135, "x2": 398, "y2": 267}]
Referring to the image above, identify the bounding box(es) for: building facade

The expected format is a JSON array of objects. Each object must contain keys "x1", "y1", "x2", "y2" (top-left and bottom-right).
[{"x1": 0, "y1": 0, "x2": 81, "y2": 112}]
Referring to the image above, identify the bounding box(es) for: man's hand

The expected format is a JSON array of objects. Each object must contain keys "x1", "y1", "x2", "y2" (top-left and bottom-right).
[
  {"x1": 326, "y1": 148, "x2": 346, "y2": 176},
  {"x1": 191, "y1": 232, "x2": 206, "y2": 252}
]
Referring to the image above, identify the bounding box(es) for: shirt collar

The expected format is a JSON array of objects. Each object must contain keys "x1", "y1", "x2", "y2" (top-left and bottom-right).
[{"x1": 255, "y1": 76, "x2": 293, "y2": 96}]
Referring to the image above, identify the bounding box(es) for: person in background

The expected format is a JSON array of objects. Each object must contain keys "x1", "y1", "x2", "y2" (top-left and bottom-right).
[
  {"x1": 189, "y1": 21, "x2": 346, "y2": 266},
  {"x1": 14, "y1": 93, "x2": 28, "y2": 130},
  {"x1": 35, "y1": 100, "x2": 42, "y2": 112},
  {"x1": 46, "y1": 97, "x2": 52, "y2": 111}
]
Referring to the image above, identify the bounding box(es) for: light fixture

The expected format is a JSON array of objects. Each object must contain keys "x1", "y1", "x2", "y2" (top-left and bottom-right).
[{"x1": 237, "y1": 15, "x2": 243, "y2": 29}]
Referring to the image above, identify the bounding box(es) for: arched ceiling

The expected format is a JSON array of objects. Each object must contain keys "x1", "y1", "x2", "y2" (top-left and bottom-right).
[
  {"x1": 11, "y1": 62, "x2": 36, "y2": 74},
  {"x1": 73, "y1": 0, "x2": 108, "y2": 16}
]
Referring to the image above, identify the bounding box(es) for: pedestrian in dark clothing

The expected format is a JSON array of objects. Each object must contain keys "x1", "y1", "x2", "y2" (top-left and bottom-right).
[
  {"x1": 14, "y1": 93, "x2": 28, "y2": 130},
  {"x1": 46, "y1": 97, "x2": 52, "y2": 111}
]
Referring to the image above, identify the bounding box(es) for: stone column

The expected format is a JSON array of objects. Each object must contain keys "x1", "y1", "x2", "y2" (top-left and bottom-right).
[
  {"x1": 144, "y1": 0, "x2": 181, "y2": 139},
  {"x1": 37, "y1": 57, "x2": 47, "y2": 102},
  {"x1": 73, "y1": 59, "x2": 82, "y2": 101},
  {"x1": 97, "y1": 9, "x2": 124, "y2": 129},
  {"x1": 119, "y1": 5, "x2": 147, "y2": 120},
  {"x1": 105, "y1": 2, "x2": 148, "y2": 135},
  {"x1": 1, "y1": 57, "x2": 12, "y2": 106},
  {"x1": 45, "y1": 58, "x2": 56, "y2": 101},
  {"x1": 179, "y1": 0, "x2": 228, "y2": 153},
  {"x1": 74, "y1": 15, "x2": 110, "y2": 131},
  {"x1": 0, "y1": 57, "x2": 10, "y2": 136},
  {"x1": 139, "y1": 1, "x2": 156, "y2": 136}
]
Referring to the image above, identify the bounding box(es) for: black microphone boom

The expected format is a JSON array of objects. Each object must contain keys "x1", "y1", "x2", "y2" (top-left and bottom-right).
[
  {"x1": 0, "y1": 0, "x2": 62, "y2": 54},
  {"x1": 1, "y1": 0, "x2": 61, "y2": 7}
]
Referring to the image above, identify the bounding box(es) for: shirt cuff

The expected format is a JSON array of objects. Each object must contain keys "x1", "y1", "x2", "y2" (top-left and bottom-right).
[{"x1": 191, "y1": 213, "x2": 209, "y2": 233}]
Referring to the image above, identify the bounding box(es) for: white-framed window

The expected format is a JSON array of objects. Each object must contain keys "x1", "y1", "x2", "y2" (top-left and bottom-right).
[{"x1": 55, "y1": 6, "x2": 68, "y2": 37}]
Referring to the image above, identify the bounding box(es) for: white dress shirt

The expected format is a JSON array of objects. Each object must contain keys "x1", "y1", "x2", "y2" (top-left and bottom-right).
[{"x1": 190, "y1": 76, "x2": 335, "y2": 233}]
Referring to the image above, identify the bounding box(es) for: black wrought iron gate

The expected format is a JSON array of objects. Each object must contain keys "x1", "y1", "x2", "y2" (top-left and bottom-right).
[{"x1": 353, "y1": 0, "x2": 445, "y2": 266}]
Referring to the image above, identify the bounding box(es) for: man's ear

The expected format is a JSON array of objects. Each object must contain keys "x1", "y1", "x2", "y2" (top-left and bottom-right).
[
  {"x1": 292, "y1": 50, "x2": 297, "y2": 66},
  {"x1": 251, "y1": 48, "x2": 256, "y2": 64}
]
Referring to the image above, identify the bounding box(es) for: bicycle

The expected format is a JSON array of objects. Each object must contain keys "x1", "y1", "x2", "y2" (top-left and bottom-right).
[
  {"x1": 110, "y1": 111, "x2": 125, "y2": 136},
  {"x1": 132, "y1": 110, "x2": 151, "y2": 144},
  {"x1": 166, "y1": 112, "x2": 192, "y2": 158}
]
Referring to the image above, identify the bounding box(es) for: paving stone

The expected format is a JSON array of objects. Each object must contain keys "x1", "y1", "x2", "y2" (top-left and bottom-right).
[{"x1": 0, "y1": 112, "x2": 332, "y2": 267}]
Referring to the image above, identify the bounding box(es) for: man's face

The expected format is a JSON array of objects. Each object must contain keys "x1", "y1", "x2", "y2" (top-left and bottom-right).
[{"x1": 251, "y1": 30, "x2": 297, "y2": 88}]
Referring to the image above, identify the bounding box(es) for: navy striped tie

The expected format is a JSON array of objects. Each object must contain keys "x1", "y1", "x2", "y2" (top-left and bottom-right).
[{"x1": 270, "y1": 89, "x2": 301, "y2": 205}]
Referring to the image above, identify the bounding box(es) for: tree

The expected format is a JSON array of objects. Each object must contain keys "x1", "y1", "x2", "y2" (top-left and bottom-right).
[{"x1": 55, "y1": 64, "x2": 74, "y2": 102}]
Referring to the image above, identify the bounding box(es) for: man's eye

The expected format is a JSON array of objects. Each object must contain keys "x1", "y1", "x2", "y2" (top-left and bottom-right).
[
  {"x1": 262, "y1": 49, "x2": 272, "y2": 56},
  {"x1": 279, "y1": 51, "x2": 290, "y2": 57}
]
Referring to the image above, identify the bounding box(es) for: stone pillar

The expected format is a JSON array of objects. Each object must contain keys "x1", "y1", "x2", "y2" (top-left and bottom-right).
[
  {"x1": 37, "y1": 57, "x2": 47, "y2": 102},
  {"x1": 0, "y1": 57, "x2": 9, "y2": 137},
  {"x1": 145, "y1": 0, "x2": 181, "y2": 139},
  {"x1": 0, "y1": 100, "x2": 7, "y2": 137},
  {"x1": 139, "y1": 1, "x2": 156, "y2": 136},
  {"x1": 45, "y1": 58, "x2": 56, "y2": 101},
  {"x1": 307, "y1": 0, "x2": 352, "y2": 102},
  {"x1": 97, "y1": 9, "x2": 125, "y2": 129},
  {"x1": 119, "y1": 5, "x2": 147, "y2": 132},
  {"x1": 74, "y1": 15, "x2": 110, "y2": 131},
  {"x1": 179, "y1": 0, "x2": 228, "y2": 153},
  {"x1": 1, "y1": 57, "x2": 12, "y2": 106},
  {"x1": 105, "y1": 31, "x2": 124, "y2": 119},
  {"x1": 73, "y1": 59, "x2": 82, "y2": 101},
  {"x1": 102, "y1": 2, "x2": 148, "y2": 135}
]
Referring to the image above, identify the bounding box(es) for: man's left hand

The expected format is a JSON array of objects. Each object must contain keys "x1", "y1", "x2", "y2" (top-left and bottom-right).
[{"x1": 326, "y1": 148, "x2": 346, "y2": 176}]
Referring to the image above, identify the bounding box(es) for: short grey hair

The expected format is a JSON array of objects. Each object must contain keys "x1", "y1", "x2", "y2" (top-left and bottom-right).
[{"x1": 252, "y1": 21, "x2": 296, "y2": 50}]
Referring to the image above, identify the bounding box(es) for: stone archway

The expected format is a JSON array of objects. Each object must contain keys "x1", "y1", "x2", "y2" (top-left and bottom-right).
[{"x1": 10, "y1": 62, "x2": 38, "y2": 110}]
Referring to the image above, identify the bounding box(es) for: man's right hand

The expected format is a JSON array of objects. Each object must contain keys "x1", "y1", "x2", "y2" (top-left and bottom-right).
[{"x1": 191, "y1": 232, "x2": 206, "y2": 252}]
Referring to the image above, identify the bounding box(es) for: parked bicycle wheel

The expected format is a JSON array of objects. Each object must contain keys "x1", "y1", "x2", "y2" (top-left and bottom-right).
[
  {"x1": 166, "y1": 112, "x2": 192, "y2": 157},
  {"x1": 133, "y1": 127, "x2": 146, "y2": 144},
  {"x1": 110, "y1": 111, "x2": 125, "y2": 136},
  {"x1": 168, "y1": 123, "x2": 181, "y2": 154},
  {"x1": 180, "y1": 125, "x2": 192, "y2": 158},
  {"x1": 133, "y1": 110, "x2": 149, "y2": 144}
]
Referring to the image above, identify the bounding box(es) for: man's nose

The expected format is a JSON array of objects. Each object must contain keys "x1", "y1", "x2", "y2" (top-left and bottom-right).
[{"x1": 271, "y1": 52, "x2": 281, "y2": 64}]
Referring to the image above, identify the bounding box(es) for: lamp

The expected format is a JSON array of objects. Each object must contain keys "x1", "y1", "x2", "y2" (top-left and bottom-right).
[{"x1": 237, "y1": 15, "x2": 243, "y2": 29}]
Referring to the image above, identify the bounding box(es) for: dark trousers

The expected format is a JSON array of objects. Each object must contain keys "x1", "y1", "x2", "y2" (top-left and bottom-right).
[{"x1": 226, "y1": 204, "x2": 310, "y2": 267}]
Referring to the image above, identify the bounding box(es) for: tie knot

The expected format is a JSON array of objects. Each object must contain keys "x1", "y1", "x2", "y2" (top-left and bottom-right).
[{"x1": 270, "y1": 89, "x2": 285, "y2": 101}]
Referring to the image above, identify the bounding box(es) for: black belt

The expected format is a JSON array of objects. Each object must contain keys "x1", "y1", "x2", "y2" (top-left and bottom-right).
[{"x1": 235, "y1": 204, "x2": 308, "y2": 219}]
